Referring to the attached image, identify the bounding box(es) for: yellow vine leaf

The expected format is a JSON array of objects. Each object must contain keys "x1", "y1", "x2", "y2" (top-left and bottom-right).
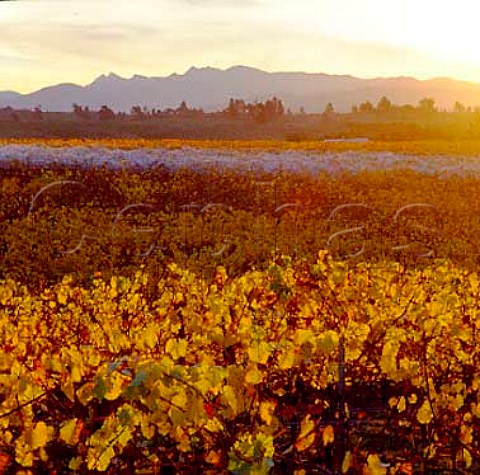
[
  {"x1": 342, "y1": 451, "x2": 352, "y2": 473},
  {"x1": 460, "y1": 424, "x2": 473, "y2": 445},
  {"x1": 417, "y1": 400, "x2": 433, "y2": 424},
  {"x1": 143, "y1": 328, "x2": 158, "y2": 349},
  {"x1": 205, "y1": 450, "x2": 222, "y2": 466},
  {"x1": 222, "y1": 384, "x2": 239, "y2": 415},
  {"x1": 322, "y1": 424, "x2": 334, "y2": 446},
  {"x1": 278, "y1": 347, "x2": 296, "y2": 370},
  {"x1": 31, "y1": 422, "x2": 53, "y2": 450},
  {"x1": 248, "y1": 341, "x2": 272, "y2": 365},
  {"x1": 166, "y1": 338, "x2": 188, "y2": 359},
  {"x1": 259, "y1": 400, "x2": 276, "y2": 426},
  {"x1": 295, "y1": 415, "x2": 316, "y2": 452},
  {"x1": 59, "y1": 419, "x2": 80, "y2": 446},
  {"x1": 97, "y1": 446, "x2": 115, "y2": 472},
  {"x1": 379, "y1": 341, "x2": 399, "y2": 378},
  {"x1": 464, "y1": 448, "x2": 472, "y2": 469},
  {"x1": 294, "y1": 329, "x2": 314, "y2": 346},
  {"x1": 245, "y1": 365, "x2": 263, "y2": 384},
  {"x1": 316, "y1": 331, "x2": 339, "y2": 355},
  {"x1": 69, "y1": 456, "x2": 83, "y2": 470},
  {"x1": 14, "y1": 439, "x2": 33, "y2": 468},
  {"x1": 408, "y1": 393, "x2": 417, "y2": 404},
  {"x1": 363, "y1": 454, "x2": 387, "y2": 475},
  {"x1": 76, "y1": 381, "x2": 95, "y2": 406},
  {"x1": 388, "y1": 397, "x2": 398, "y2": 409},
  {"x1": 61, "y1": 380, "x2": 75, "y2": 403},
  {"x1": 105, "y1": 372, "x2": 128, "y2": 401}
]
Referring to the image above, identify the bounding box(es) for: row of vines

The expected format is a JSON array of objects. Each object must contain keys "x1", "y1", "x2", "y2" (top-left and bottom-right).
[
  {"x1": 1, "y1": 153, "x2": 480, "y2": 472},
  {"x1": 0, "y1": 252, "x2": 480, "y2": 473}
]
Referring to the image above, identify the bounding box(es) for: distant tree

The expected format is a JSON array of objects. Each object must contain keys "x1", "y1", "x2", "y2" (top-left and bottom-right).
[
  {"x1": 72, "y1": 103, "x2": 85, "y2": 119},
  {"x1": 264, "y1": 97, "x2": 284, "y2": 121},
  {"x1": 177, "y1": 101, "x2": 189, "y2": 115},
  {"x1": 226, "y1": 98, "x2": 246, "y2": 118},
  {"x1": 418, "y1": 97, "x2": 436, "y2": 113},
  {"x1": 276, "y1": 97, "x2": 285, "y2": 116},
  {"x1": 98, "y1": 105, "x2": 115, "y2": 121},
  {"x1": 227, "y1": 98, "x2": 237, "y2": 118},
  {"x1": 351, "y1": 105, "x2": 359, "y2": 113},
  {"x1": 359, "y1": 101, "x2": 374, "y2": 113},
  {"x1": 225, "y1": 97, "x2": 284, "y2": 121},
  {"x1": 33, "y1": 106, "x2": 43, "y2": 121},
  {"x1": 131, "y1": 105, "x2": 145, "y2": 120},
  {"x1": 377, "y1": 96, "x2": 393, "y2": 113},
  {"x1": 254, "y1": 102, "x2": 267, "y2": 123},
  {"x1": 399, "y1": 104, "x2": 416, "y2": 113},
  {"x1": 453, "y1": 101, "x2": 466, "y2": 113},
  {"x1": 323, "y1": 102, "x2": 335, "y2": 114}
]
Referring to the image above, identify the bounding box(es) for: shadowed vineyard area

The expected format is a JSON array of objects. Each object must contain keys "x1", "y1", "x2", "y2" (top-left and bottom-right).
[{"x1": 0, "y1": 155, "x2": 480, "y2": 473}]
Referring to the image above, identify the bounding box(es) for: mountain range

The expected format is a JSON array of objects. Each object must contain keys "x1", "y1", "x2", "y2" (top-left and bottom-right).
[{"x1": 2, "y1": 65, "x2": 480, "y2": 113}]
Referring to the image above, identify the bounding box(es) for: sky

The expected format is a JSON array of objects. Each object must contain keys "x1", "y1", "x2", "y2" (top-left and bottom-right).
[{"x1": 1, "y1": 0, "x2": 480, "y2": 93}]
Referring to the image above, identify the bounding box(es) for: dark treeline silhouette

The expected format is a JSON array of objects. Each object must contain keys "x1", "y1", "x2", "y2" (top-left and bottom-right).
[
  {"x1": 0, "y1": 106, "x2": 43, "y2": 122},
  {"x1": 2, "y1": 95, "x2": 480, "y2": 124},
  {"x1": 350, "y1": 96, "x2": 480, "y2": 114},
  {"x1": 67, "y1": 97, "x2": 285, "y2": 123},
  {"x1": 224, "y1": 97, "x2": 285, "y2": 122}
]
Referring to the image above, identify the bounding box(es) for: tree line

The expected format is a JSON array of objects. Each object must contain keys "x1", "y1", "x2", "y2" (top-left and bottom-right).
[
  {"x1": 1, "y1": 95, "x2": 479, "y2": 124},
  {"x1": 348, "y1": 96, "x2": 480, "y2": 114}
]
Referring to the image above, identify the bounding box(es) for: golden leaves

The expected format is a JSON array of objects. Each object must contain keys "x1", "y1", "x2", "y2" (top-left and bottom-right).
[
  {"x1": 379, "y1": 341, "x2": 399, "y2": 379},
  {"x1": 222, "y1": 384, "x2": 239, "y2": 415},
  {"x1": 259, "y1": 400, "x2": 276, "y2": 426},
  {"x1": 322, "y1": 424, "x2": 334, "y2": 446},
  {"x1": 277, "y1": 345, "x2": 297, "y2": 370},
  {"x1": 247, "y1": 341, "x2": 272, "y2": 365},
  {"x1": 294, "y1": 415, "x2": 316, "y2": 452},
  {"x1": 363, "y1": 454, "x2": 387, "y2": 475},
  {"x1": 416, "y1": 400, "x2": 434, "y2": 424},
  {"x1": 14, "y1": 422, "x2": 54, "y2": 468},
  {"x1": 60, "y1": 419, "x2": 83, "y2": 446},
  {"x1": 166, "y1": 338, "x2": 188, "y2": 359},
  {"x1": 31, "y1": 422, "x2": 53, "y2": 450},
  {"x1": 341, "y1": 451, "x2": 352, "y2": 473}
]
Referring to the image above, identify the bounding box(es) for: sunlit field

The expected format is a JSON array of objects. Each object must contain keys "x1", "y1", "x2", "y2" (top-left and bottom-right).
[
  {"x1": 2, "y1": 137, "x2": 480, "y2": 155},
  {"x1": 1, "y1": 139, "x2": 480, "y2": 473}
]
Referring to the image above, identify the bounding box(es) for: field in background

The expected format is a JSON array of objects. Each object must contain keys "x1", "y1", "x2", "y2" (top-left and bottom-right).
[
  {"x1": 0, "y1": 108, "x2": 480, "y2": 143},
  {"x1": 2, "y1": 136, "x2": 480, "y2": 156}
]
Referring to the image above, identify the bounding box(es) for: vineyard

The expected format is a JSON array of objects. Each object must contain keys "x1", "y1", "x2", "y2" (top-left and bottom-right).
[{"x1": 1, "y1": 141, "x2": 480, "y2": 473}]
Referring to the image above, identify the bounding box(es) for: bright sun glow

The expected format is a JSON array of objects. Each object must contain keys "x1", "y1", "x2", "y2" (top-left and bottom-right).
[{"x1": 278, "y1": 0, "x2": 480, "y2": 67}]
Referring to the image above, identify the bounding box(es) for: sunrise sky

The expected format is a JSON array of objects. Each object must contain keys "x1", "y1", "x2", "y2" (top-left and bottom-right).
[{"x1": 1, "y1": 0, "x2": 480, "y2": 93}]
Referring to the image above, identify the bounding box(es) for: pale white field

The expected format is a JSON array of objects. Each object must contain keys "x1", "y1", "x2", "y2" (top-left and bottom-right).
[{"x1": 1, "y1": 144, "x2": 480, "y2": 177}]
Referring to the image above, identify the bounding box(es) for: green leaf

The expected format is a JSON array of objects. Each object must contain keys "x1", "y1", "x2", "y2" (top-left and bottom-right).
[{"x1": 94, "y1": 377, "x2": 108, "y2": 402}]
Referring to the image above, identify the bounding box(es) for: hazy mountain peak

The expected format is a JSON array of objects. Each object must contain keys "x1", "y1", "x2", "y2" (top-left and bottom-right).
[
  {"x1": 92, "y1": 72, "x2": 124, "y2": 84},
  {"x1": 226, "y1": 65, "x2": 265, "y2": 74},
  {"x1": 185, "y1": 66, "x2": 222, "y2": 75}
]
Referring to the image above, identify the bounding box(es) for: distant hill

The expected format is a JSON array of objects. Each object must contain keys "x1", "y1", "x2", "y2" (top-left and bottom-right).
[{"x1": 2, "y1": 65, "x2": 480, "y2": 113}]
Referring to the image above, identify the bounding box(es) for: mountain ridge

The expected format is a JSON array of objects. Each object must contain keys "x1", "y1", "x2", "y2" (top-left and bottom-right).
[{"x1": 2, "y1": 66, "x2": 480, "y2": 113}]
